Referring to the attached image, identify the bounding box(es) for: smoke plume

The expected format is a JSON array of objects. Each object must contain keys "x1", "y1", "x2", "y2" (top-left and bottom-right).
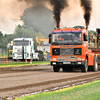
[
  {"x1": 17, "y1": 0, "x2": 92, "y2": 29},
  {"x1": 17, "y1": 0, "x2": 68, "y2": 28},
  {"x1": 80, "y1": 0, "x2": 92, "y2": 29},
  {"x1": 50, "y1": 0, "x2": 68, "y2": 28}
]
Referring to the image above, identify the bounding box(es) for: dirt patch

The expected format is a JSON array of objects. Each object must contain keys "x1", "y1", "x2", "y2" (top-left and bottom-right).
[{"x1": 0, "y1": 65, "x2": 100, "y2": 99}]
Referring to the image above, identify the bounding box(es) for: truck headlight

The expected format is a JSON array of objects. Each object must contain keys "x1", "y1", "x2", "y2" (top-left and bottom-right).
[
  {"x1": 52, "y1": 58, "x2": 57, "y2": 61},
  {"x1": 78, "y1": 62, "x2": 82, "y2": 64},
  {"x1": 74, "y1": 48, "x2": 81, "y2": 55},
  {"x1": 53, "y1": 62, "x2": 56, "y2": 65},
  {"x1": 78, "y1": 58, "x2": 82, "y2": 60}
]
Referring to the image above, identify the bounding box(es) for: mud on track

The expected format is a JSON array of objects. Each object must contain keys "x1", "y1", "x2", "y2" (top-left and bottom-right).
[{"x1": 0, "y1": 65, "x2": 100, "y2": 99}]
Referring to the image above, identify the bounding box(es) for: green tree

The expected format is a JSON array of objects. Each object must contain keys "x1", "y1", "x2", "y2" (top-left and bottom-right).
[
  {"x1": 73, "y1": 26, "x2": 85, "y2": 29},
  {"x1": 0, "y1": 31, "x2": 3, "y2": 39},
  {"x1": 20, "y1": 4, "x2": 55, "y2": 38},
  {"x1": 14, "y1": 25, "x2": 44, "y2": 49},
  {"x1": 0, "y1": 32, "x2": 8, "y2": 55}
]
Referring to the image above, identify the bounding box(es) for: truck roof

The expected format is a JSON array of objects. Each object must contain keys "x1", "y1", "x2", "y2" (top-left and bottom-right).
[
  {"x1": 13, "y1": 38, "x2": 33, "y2": 41},
  {"x1": 52, "y1": 28, "x2": 86, "y2": 33}
]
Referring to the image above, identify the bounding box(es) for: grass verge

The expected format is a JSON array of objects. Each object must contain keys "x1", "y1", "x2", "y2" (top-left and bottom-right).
[
  {"x1": 15, "y1": 80, "x2": 100, "y2": 100},
  {"x1": 0, "y1": 54, "x2": 8, "y2": 58},
  {"x1": 0, "y1": 61, "x2": 50, "y2": 68}
]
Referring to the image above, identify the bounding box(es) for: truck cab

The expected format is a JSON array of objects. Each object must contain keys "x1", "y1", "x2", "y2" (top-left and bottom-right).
[
  {"x1": 13, "y1": 38, "x2": 34, "y2": 61},
  {"x1": 49, "y1": 28, "x2": 98, "y2": 72}
]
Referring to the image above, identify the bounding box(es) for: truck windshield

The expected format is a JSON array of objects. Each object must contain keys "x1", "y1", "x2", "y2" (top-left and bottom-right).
[
  {"x1": 13, "y1": 40, "x2": 29, "y2": 46},
  {"x1": 52, "y1": 32, "x2": 82, "y2": 45}
]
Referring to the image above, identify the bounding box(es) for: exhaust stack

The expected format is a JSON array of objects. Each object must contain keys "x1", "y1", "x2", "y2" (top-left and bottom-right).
[
  {"x1": 57, "y1": 21, "x2": 60, "y2": 28},
  {"x1": 86, "y1": 27, "x2": 88, "y2": 30}
]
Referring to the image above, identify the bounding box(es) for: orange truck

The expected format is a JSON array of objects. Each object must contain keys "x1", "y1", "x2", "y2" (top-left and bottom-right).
[{"x1": 49, "y1": 28, "x2": 98, "y2": 72}]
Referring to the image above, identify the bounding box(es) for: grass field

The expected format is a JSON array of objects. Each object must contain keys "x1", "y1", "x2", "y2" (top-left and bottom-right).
[
  {"x1": 0, "y1": 54, "x2": 8, "y2": 58},
  {"x1": 15, "y1": 80, "x2": 100, "y2": 100},
  {"x1": 0, "y1": 61, "x2": 50, "y2": 68}
]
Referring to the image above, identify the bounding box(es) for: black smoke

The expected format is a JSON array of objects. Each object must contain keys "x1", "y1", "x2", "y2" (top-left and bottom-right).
[
  {"x1": 18, "y1": 0, "x2": 92, "y2": 29},
  {"x1": 50, "y1": 0, "x2": 68, "y2": 28},
  {"x1": 17, "y1": 0, "x2": 68, "y2": 28},
  {"x1": 80, "y1": 0, "x2": 92, "y2": 29}
]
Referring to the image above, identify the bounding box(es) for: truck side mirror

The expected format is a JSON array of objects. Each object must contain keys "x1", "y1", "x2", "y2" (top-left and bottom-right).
[
  {"x1": 49, "y1": 34, "x2": 51, "y2": 44},
  {"x1": 85, "y1": 35, "x2": 88, "y2": 41},
  {"x1": 84, "y1": 34, "x2": 88, "y2": 41}
]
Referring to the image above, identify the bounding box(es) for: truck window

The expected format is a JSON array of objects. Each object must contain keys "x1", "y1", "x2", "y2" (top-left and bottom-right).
[
  {"x1": 13, "y1": 40, "x2": 29, "y2": 46},
  {"x1": 52, "y1": 32, "x2": 82, "y2": 45}
]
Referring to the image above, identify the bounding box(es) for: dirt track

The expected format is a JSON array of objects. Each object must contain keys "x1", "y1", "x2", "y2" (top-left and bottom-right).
[{"x1": 0, "y1": 65, "x2": 100, "y2": 99}]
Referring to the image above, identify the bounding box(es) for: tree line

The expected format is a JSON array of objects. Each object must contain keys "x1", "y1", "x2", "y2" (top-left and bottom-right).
[
  {"x1": 0, "y1": 25, "x2": 44, "y2": 52},
  {"x1": 0, "y1": 5, "x2": 97, "y2": 53},
  {"x1": 0, "y1": 25, "x2": 96, "y2": 52}
]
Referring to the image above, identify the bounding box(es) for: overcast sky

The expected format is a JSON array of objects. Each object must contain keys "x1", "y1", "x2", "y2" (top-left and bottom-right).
[{"x1": 0, "y1": 0, "x2": 100, "y2": 35}]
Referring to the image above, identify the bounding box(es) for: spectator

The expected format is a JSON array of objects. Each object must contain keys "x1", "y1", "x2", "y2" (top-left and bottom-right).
[{"x1": 43, "y1": 49, "x2": 47, "y2": 61}]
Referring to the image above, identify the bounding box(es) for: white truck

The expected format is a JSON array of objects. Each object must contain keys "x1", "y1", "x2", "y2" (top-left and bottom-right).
[{"x1": 13, "y1": 38, "x2": 34, "y2": 61}]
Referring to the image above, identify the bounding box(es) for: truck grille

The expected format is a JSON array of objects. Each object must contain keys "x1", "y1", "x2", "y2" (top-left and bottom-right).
[
  {"x1": 58, "y1": 56, "x2": 76, "y2": 62},
  {"x1": 60, "y1": 48, "x2": 74, "y2": 55},
  {"x1": 17, "y1": 50, "x2": 22, "y2": 55},
  {"x1": 17, "y1": 52, "x2": 22, "y2": 55},
  {"x1": 52, "y1": 48, "x2": 81, "y2": 55}
]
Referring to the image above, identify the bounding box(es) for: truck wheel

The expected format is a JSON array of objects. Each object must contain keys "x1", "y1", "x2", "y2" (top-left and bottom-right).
[
  {"x1": 81, "y1": 59, "x2": 88, "y2": 73},
  {"x1": 63, "y1": 67, "x2": 67, "y2": 72},
  {"x1": 53, "y1": 66, "x2": 60, "y2": 72},
  {"x1": 93, "y1": 55, "x2": 98, "y2": 72},
  {"x1": 14, "y1": 59, "x2": 17, "y2": 61}
]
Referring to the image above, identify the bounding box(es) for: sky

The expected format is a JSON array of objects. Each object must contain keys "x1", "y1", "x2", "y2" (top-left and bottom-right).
[
  {"x1": 60, "y1": 0, "x2": 100, "y2": 31},
  {"x1": 0, "y1": 0, "x2": 100, "y2": 35}
]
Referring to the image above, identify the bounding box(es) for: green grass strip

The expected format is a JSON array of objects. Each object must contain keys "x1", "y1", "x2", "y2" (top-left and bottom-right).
[
  {"x1": 0, "y1": 61, "x2": 50, "y2": 68},
  {"x1": 0, "y1": 54, "x2": 8, "y2": 58},
  {"x1": 15, "y1": 80, "x2": 100, "y2": 100}
]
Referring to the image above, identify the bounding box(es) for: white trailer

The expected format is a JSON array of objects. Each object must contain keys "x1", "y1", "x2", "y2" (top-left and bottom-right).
[{"x1": 13, "y1": 38, "x2": 34, "y2": 61}]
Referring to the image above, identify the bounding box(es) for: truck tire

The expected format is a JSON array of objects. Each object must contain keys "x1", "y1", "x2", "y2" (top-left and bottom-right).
[
  {"x1": 93, "y1": 55, "x2": 98, "y2": 72},
  {"x1": 53, "y1": 66, "x2": 60, "y2": 72},
  {"x1": 63, "y1": 67, "x2": 67, "y2": 72},
  {"x1": 81, "y1": 59, "x2": 88, "y2": 73},
  {"x1": 14, "y1": 59, "x2": 17, "y2": 61}
]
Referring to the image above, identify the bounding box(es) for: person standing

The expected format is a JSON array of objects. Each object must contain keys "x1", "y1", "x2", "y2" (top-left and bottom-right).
[{"x1": 43, "y1": 49, "x2": 47, "y2": 61}]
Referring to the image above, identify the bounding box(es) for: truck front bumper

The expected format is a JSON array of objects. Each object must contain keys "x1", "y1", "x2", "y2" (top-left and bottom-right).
[{"x1": 51, "y1": 61, "x2": 85, "y2": 66}]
